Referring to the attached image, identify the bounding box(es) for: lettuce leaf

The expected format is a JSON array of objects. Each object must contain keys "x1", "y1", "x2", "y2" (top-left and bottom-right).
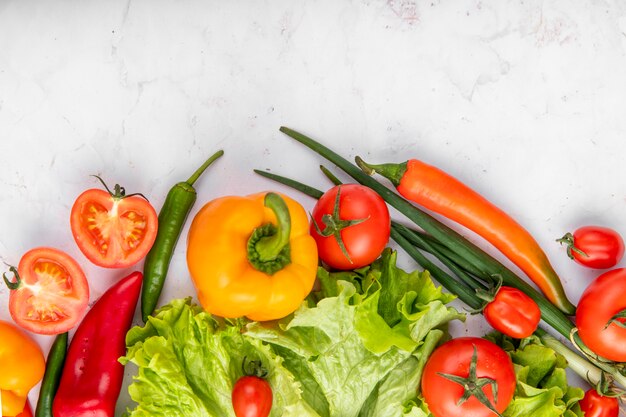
[
  {"x1": 121, "y1": 298, "x2": 319, "y2": 417},
  {"x1": 122, "y1": 249, "x2": 463, "y2": 417},
  {"x1": 486, "y1": 333, "x2": 585, "y2": 417},
  {"x1": 247, "y1": 249, "x2": 463, "y2": 417}
]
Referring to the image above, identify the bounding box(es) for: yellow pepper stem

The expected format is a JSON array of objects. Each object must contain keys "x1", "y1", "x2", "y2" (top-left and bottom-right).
[{"x1": 247, "y1": 193, "x2": 292, "y2": 275}]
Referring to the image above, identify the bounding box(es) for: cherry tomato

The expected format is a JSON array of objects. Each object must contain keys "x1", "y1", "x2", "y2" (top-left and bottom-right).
[
  {"x1": 4, "y1": 247, "x2": 89, "y2": 335},
  {"x1": 421, "y1": 337, "x2": 516, "y2": 417},
  {"x1": 558, "y1": 226, "x2": 624, "y2": 269},
  {"x1": 579, "y1": 389, "x2": 619, "y2": 417},
  {"x1": 577, "y1": 268, "x2": 626, "y2": 362},
  {"x1": 483, "y1": 286, "x2": 541, "y2": 339},
  {"x1": 310, "y1": 184, "x2": 390, "y2": 270},
  {"x1": 232, "y1": 375, "x2": 273, "y2": 417},
  {"x1": 70, "y1": 181, "x2": 158, "y2": 268}
]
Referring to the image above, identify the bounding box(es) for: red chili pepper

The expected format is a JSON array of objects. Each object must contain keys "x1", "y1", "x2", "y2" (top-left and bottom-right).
[
  {"x1": 356, "y1": 157, "x2": 575, "y2": 315},
  {"x1": 52, "y1": 271, "x2": 142, "y2": 417}
]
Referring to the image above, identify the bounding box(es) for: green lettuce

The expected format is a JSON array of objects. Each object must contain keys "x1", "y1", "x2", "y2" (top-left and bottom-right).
[
  {"x1": 122, "y1": 249, "x2": 463, "y2": 417},
  {"x1": 486, "y1": 333, "x2": 585, "y2": 417}
]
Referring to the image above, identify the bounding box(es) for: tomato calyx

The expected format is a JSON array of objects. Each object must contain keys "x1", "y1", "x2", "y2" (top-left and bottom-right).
[
  {"x1": 92, "y1": 175, "x2": 149, "y2": 202},
  {"x1": 556, "y1": 232, "x2": 589, "y2": 259},
  {"x1": 2, "y1": 264, "x2": 22, "y2": 290},
  {"x1": 311, "y1": 185, "x2": 369, "y2": 264},
  {"x1": 605, "y1": 309, "x2": 626, "y2": 330},
  {"x1": 470, "y1": 275, "x2": 503, "y2": 313},
  {"x1": 241, "y1": 356, "x2": 269, "y2": 379},
  {"x1": 437, "y1": 345, "x2": 504, "y2": 417}
]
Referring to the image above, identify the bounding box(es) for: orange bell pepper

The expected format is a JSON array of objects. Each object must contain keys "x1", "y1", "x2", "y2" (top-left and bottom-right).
[
  {"x1": 0, "y1": 321, "x2": 45, "y2": 417},
  {"x1": 187, "y1": 192, "x2": 318, "y2": 321}
]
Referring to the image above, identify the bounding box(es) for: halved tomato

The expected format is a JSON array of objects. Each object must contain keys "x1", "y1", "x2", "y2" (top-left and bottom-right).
[
  {"x1": 5, "y1": 247, "x2": 89, "y2": 335},
  {"x1": 70, "y1": 183, "x2": 158, "y2": 268}
]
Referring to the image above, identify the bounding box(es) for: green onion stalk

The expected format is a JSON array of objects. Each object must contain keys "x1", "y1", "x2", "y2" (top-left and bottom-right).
[{"x1": 252, "y1": 126, "x2": 626, "y2": 389}]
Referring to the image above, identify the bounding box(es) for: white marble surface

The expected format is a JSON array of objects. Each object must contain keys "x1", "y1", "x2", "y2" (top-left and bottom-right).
[{"x1": 2, "y1": 0, "x2": 626, "y2": 414}]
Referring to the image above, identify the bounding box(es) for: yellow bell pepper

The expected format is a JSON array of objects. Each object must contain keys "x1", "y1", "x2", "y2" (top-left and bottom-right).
[
  {"x1": 0, "y1": 320, "x2": 45, "y2": 417},
  {"x1": 187, "y1": 192, "x2": 318, "y2": 321}
]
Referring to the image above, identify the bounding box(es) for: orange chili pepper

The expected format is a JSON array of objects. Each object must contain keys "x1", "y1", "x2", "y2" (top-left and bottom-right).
[{"x1": 357, "y1": 157, "x2": 575, "y2": 315}]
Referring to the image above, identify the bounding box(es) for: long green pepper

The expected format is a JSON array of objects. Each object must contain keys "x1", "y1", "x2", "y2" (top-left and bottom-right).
[
  {"x1": 35, "y1": 332, "x2": 67, "y2": 417},
  {"x1": 141, "y1": 150, "x2": 224, "y2": 322}
]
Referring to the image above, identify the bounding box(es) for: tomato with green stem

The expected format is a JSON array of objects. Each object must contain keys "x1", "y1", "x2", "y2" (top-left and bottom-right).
[
  {"x1": 310, "y1": 184, "x2": 390, "y2": 270},
  {"x1": 70, "y1": 177, "x2": 158, "y2": 268},
  {"x1": 232, "y1": 358, "x2": 273, "y2": 417},
  {"x1": 478, "y1": 278, "x2": 541, "y2": 339},
  {"x1": 577, "y1": 268, "x2": 626, "y2": 362},
  {"x1": 579, "y1": 389, "x2": 619, "y2": 417},
  {"x1": 3, "y1": 247, "x2": 89, "y2": 335},
  {"x1": 421, "y1": 337, "x2": 516, "y2": 417},
  {"x1": 557, "y1": 226, "x2": 624, "y2": 269}
]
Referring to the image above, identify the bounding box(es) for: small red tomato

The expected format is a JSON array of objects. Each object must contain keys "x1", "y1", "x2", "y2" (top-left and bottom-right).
[
  {"x1": 70, "y1": 179, "x2": 158, "y2": 268},
  {"x1": 232, "y1": 375, "x2": 273, "y2": 417},
  {"x1": 421, "y1": 337, "x2": 516, "y2": 417},
  {"x1": 310, "y1": 184, "x2": 390, "y2": 270},
  {"x1": 483, "y1": 286, "x2": 541, "y2": 339},
  {"x1": 558, "y1": 226, "x2": 624, "y2": 269},
  {"x1": 5, "y1": 247, "x2": 89, "y2": 335},
  {"x1": 579, "y1": 389, "x2": 619, "y2": 417}
]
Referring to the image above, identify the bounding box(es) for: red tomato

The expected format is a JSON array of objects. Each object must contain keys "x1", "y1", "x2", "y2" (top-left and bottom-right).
[
  {"x1": 232, "y1": 376, "x2": 273, "y2": 417},
  {"x1": 421, "y1": 337, "x2": 516, "y2": 417},
  {"x1": 483, "y1": 286, "x2": 541, "y2": 339},
  {"x1": 310, "y1": 184, "x2": 390, "y2": 270},
  {"x1": 577, "y1": 268, "x2": 626, "y2": 362},
  {"x1": 579, "y1": 389, "x2": 619, "y2": 417},
  {"x1": 5, "y1": 247, "x2": 89, "y2": 335},
  {"x1": 70, "y1": 184, "x2": 158, "y2": 268},
  {"x1": 558, "y1": 226, "x2": 624, "y2": 269}
]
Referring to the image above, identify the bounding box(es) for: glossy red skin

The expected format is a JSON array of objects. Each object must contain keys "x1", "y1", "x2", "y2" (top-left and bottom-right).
[
  {"x1": 484, "y1": 286, "x2": 541, "y2": 338},
  {"x1": 579, "y1": 389, "x2": 619, "y2": 417},
  {"x1": 577, "y1": 268, "x2": 626, "y2": 362},
  {"x1": 70, "y1": 189, "x2": 158, "y2": 268},
  {"x1": 232, "y1": 376, "x2": 273, "y2": 417},
  {"x1": 310, "y1": 184, "x2": 390, "y2": 270},
  {"x1": 52, "y1": 271, "x2": 143, "y2": 417},
  {"x1": 570, "y1": 226, "x2": 624, "y2": 269},
  {"x1": 9, "y1": 247, "x2": 89, "y2": 335},
  {"x1": 421, "y1": 337, "x2": 516, "y2": 417}
]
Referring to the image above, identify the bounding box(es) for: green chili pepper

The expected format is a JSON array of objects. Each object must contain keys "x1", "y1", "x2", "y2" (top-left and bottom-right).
[
  {"x1": 35, "y1": 332, "x2": 68, "y2": 417},
  {"x1": 141, "y1": 150, "x2": 224, "y2": 322}
]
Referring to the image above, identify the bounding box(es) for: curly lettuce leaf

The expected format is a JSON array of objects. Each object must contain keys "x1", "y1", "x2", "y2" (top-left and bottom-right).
[
  {"x1": 121, "y1": 298, "x2": 319, "y2": 417},
  {"x1": 122, "y1": 249, "x2": 463, "y2": 417},
  {"x1": 247, "y1": 249, "x2": 462, "y2": 417},
  {"x1": 486, "y1": 333, "x2": 584, "y2": 417}
]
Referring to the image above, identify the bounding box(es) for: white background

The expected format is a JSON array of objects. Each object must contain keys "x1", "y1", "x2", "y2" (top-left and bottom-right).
[{"x1": 1, "y1": 0, "x2": 626, "y2": 414}]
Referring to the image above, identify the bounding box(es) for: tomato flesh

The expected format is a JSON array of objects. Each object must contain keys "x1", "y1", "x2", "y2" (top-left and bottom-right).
[
  {"x1": 8, "y1": 248, "x2": 89, "y2": 335},
  {"x1": 71, "y1": 189, "x2": 158, "y2": 268}
]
